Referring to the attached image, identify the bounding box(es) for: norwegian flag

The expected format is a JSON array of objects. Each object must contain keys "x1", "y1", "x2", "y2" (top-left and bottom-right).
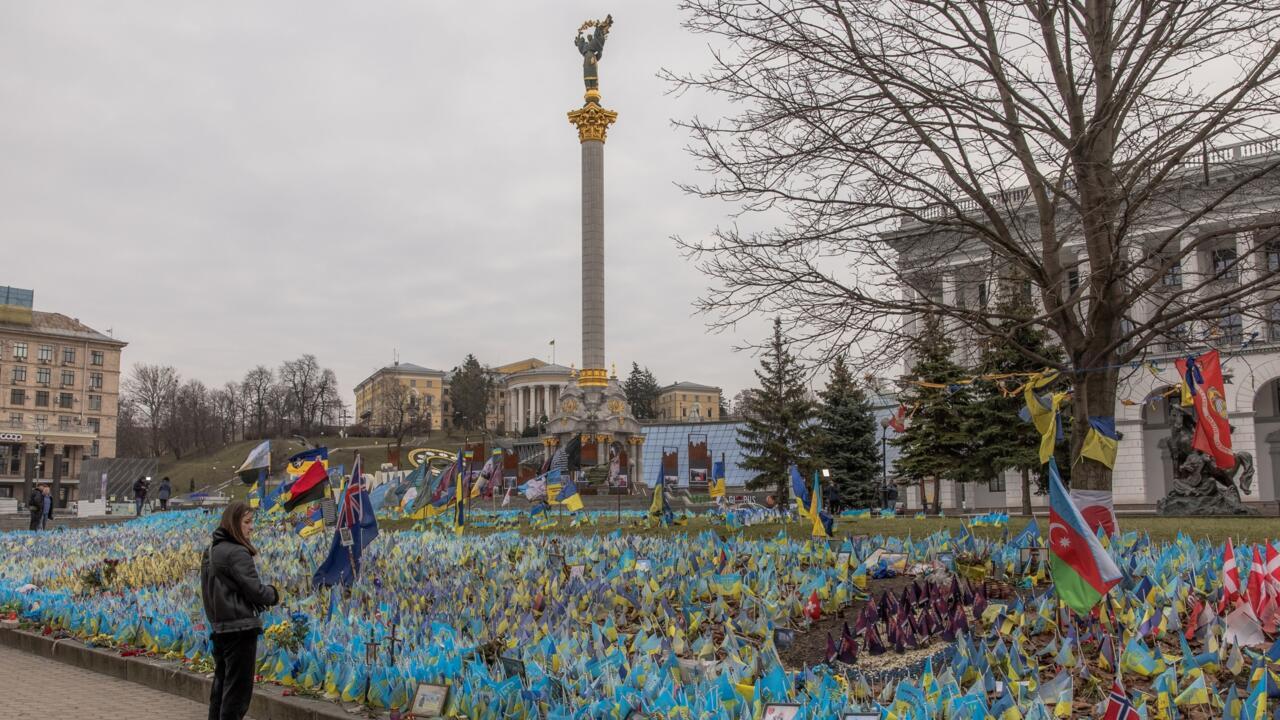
[
  {"x1": 1102, "y1": 676, "x2": 1140, "y2": 720},
  {"x1": 1222, "y1": 537, "x2": 1242, "y2": 609}
]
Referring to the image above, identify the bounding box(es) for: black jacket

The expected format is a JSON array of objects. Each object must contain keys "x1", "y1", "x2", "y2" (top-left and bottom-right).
[
  {"x1": 133, "y1": 479, "x2": 148, "y2": 499},
  {"x1": 28, "y1": 489, "x2": 42, "y2": 514},
  {"x1": 200, "y1": 528, "x2": 279, "y2": 634}
]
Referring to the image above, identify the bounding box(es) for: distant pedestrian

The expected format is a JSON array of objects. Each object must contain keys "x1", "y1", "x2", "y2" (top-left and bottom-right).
[
  {"x1": 189, "y1": 478, "x2": 196, "y2": 494},
  {"x1": 201, "y1": 501, "x2": 280, "y2": 720},
  {"x1": 132, "y1": 477, "x2": 148, "y2": 516},
  {"x1": 158, "y1": 477, "x2": 172, "y2": 511},
  {"x1": 40, "y1": 484, "x2": 53, "y2": 530},
  {"x1": 27, "y1": 485, "x2": 43, "y2": 531}
]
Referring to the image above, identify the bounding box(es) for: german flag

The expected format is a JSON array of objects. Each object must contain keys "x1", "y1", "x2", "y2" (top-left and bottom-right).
[{"x1": 279, "y1": 460, "x2": 329, "y2": 513}]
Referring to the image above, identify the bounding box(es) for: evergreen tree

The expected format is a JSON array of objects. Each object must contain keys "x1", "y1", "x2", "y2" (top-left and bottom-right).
[
  {"x1": 816, "y1": 356, "x2": 881, "y2": 511},
  {"x1": 622, "y1": 363, "x2": 662, "y2": 419},
  {"x1": 970, "y1": 294, "x2": 1065, "y2": 514},
  {"x1": 892, "y1": 315, "x2": 980, "y2": 512},
  {"x1": 449, "y1": 355, "x2": 493, "y2": 431},
  {"x1": 739, "y1": 318, "x2": 819, "y2": 502}
]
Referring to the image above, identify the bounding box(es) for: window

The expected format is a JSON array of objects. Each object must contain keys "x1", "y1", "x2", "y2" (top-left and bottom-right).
[
  {"x1": 62, "y1": 347, "x2": 75, "y2": 364},
  {"x1": 10, "y1": 366, "x2": 25, "y2": 383},
  {"x1": 88, "y1": 394, "x2": 102, "y2": 411},
  {"x1": 1161, "y1": 261, "x2": 1182, "y2": 287},
  {"x1": 90, "y1": 440, "x2": 99, "y2": 457},
  {"x1": 409, "y1": 379, "x2": 417, "y2": 387},
  {"x1": 1067, "y1": 270, "x2": 1081, "y2": 294},
  {"x1": 61, "y1": 371, "x2": 74, "y2": 386},
  {"x1": 34, "y1": 415, "x2": 46, "y2": 426},
  {"x1": 58, "y1": 416, "x2": 71, "y2": 431},
  {"x1": 9, "y1": 413, "x2": 21, "y2": 428},
  {"x1": 978, "y1": 281, "x2": 989, "y2": 308},
  {"x1": 682, "y1": 394, "x2": 687, "y2": 401},
  {"x1": 12, "y1": 342, "x2": 26, "y2": 360},
  {"x1": 91, "y1": 351, "x2": 104, "y2": 366},
  {"x1": 89, "y1": 372, "x2": 103, "y2": 389},
  {"x1": 1270, "y1": 302, "x2": 1280, "y2": 342},
  {"x1": 88, "y1": 418, "x2": 100, "y2": 434},
  {"x1": 1267, "y1": 241, "x2": 1280, "y2": 273},
  {"x1": 34, "y1": 391, "x2": 48, "y2": 407},
  {"x1": 682, "y1": 408, "x2": 687, "y2": 417},
  {"x1": 989, "y1": 475, "x2": 1006, "y2": 493},
  {"x1": 1217, "y1": 307, "x2": 1243, "y2": 345},
  {"x1": 58, "y1": 393, "x2": 73, "y2": 409},
  {"x1": 1212, "y1": 246, "x2": 1239, "y2": 282},
  {"x1": 37, "y1": 345, "x2": 53, "y2": 362},
  {"x1": 9, "y1": 389, "x2": 24, "y2": 405},
  {"x1": 36, "y1": 368, "x2": 50, "y2": 385}
]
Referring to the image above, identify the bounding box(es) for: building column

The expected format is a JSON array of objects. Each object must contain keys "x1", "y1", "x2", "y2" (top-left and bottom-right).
[
  {"x1": 51, "y1": 444, "x2": 64, "y2": 508},
  {"x1": 1241, "y1": 232, "x2": 1265, "y2": 341},
  {"x1": 1180, "y1": 231, "x2": 1210, "y2": 332}
]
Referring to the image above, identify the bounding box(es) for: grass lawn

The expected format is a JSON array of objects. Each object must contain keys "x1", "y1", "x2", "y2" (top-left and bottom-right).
[
  {"x1": 159, "y1": 434, "x2": 467, "y2": 499},
  {"x1": 378, "y1": 512, "x2": 1278, "y2": 546}
]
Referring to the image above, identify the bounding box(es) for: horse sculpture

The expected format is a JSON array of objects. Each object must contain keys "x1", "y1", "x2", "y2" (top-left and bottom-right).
[{"x1": 1157, "y1": 402, "x2": 1256, "y2": 515}]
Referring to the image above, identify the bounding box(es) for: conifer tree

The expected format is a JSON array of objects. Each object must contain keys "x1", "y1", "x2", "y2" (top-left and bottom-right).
[
  {"x1": 739, "y1": 318, "x2": 818, "y2": 502},
  {"x1": 970, "y1": 294, "x2": 1065, "y2": 514},
  {"x1": 892, "y1": 315, "x2": 980, "y2": 512},
  {"x1": 816, "y1": 356, "x2": 881, "y2": 511},
  {"x1": 622, "y1": 363, "x2": 662, "y2": 419}
]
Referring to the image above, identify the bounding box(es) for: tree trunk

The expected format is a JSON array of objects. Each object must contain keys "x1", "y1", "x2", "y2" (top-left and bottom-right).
[
  {"x1": 1069, "y1": 367, "x2": 1120, "y2": 491},
  {"x1": 932, "y1": 476, "x2": 941, "y2": 515},
  {"x1": 1020, "y1": 467, "x2": 1032, "y2": 516}
]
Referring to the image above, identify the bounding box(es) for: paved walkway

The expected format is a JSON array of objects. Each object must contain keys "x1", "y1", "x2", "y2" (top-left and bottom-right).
[{"x1": 0, "y1": 644, "x2": 246, "y2": 719}]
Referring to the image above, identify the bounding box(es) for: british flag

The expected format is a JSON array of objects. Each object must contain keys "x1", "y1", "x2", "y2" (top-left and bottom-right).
[
  {"x1": 338, "y1": 456, "x2": 364, "y2": 532},
  {"x1": 1102, "y1": 676, "x2": 1140, "y2": 720}
]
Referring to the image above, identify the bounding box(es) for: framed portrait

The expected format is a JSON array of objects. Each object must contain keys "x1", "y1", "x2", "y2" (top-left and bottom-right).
[
  {"x1": 773, "y1": 627, "x2": 797, "y2": 651},
  {"x1": 499, "y1": 656, "x2": 526, "y2": 682},
  {"x1": 843, "y1": 714, "x2": 881, "y2": 720},
  {"x1": 339, "y1": 527, "x2": 354, "y2": 547},
  {"x1": 762, "y1": 703, "x2": 802, "y2": 720},
  {"x1": 1019, "y1": 546, "x2": 1047, "y2": 566},
  {"x1": 568, "y1": 564, "x2": 586, "y2": 580},
  {"x1": 410, "y1": 682, "x2": 450, "y2": 718},
  {"x1": 635, "y1": 558, "x2": 652, "y2": 572},
  {"x1": 547, "y1": 553, "x2": 565, "y2": 571},
  {"x1": 938, "y1": 551, "x2": 955, "y2": 568},
  {"x1": 836, "y1": 551, "x2": 853, "y2": 567}
]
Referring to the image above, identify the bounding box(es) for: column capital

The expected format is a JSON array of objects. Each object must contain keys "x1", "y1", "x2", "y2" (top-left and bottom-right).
[{"x1": 567, "y1": 100, "x2": 618, "y2": 143}]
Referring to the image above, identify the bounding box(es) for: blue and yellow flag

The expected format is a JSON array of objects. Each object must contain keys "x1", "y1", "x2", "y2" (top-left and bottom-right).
[
  {"x1": 1081, "y1": 416, "x2": 1119, "y2": 469},
  {"x1": 710, "y1": 459, "x2": 727, "y2": 500},
  {"x1": 555, "y1": 475, "x2": 584, "y2": 512}
]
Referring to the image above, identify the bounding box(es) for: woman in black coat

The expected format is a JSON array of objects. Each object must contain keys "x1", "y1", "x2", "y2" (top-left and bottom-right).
[{"x1": 200, "y1": 501, "x2": 280, "y2": 720}]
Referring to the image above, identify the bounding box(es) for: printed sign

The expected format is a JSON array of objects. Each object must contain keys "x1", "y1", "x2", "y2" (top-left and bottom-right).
[{"x1": 410, "y1": 682, "x2": 450, "y2": 717}]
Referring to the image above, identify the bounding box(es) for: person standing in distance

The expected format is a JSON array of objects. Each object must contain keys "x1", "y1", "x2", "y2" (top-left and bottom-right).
[
  {"x1": 132, "y1": 476, "x2": 148, "y2": 516},
  {"x1": 158, "y1": 476, "x2": 172, "y2": 511},
  {"x1": 200, "y1": 501, "x2": 280, "y2": 720}
]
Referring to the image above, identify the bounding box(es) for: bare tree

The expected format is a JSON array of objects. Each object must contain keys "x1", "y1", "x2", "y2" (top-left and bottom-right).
[
  {"x1": 122, "y1": 364, "x2": 179, "y2": 457},
  {"x1": 240, "y1": 366, "x2": 274, "y2": 440},
  {"x1": 668, "y1": 0, "x2": 1280, "y2": 491},
  {"x1": 280, "y1": 355, "x2": 329, "y2": 434},
  {"x1": 373, "y1": 377, "x2": 426, "y2": 465}
]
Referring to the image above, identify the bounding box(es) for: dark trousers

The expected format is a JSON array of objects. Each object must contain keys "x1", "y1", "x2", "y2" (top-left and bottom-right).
[
  {"x1": 209, "y1": 630, "x2": 258, "y2": 720},
  {"x1": 160, "y1": 498, "x2": 169, "y2": 510},
  {"x1": 28, "y1": 511, "x2": 40, "y2": 531}
]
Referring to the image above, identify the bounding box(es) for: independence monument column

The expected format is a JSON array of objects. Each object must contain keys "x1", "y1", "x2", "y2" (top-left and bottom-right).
[
  {"x1": 548, "y1": 14, "x2": 641, "y2": 485},
  {"x1": 567, "y1": 15, "x2": 617, "y2": 390}
]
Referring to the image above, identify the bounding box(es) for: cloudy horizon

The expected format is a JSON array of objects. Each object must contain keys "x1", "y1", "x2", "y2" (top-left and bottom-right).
[{"x1": 0, "y1": 2, "x2": 805, "y2": 409}]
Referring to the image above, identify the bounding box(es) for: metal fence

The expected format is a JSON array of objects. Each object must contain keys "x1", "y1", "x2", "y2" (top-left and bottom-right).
[{"x1": 77, "y1": 458, "x2": 159, "y2": 502}]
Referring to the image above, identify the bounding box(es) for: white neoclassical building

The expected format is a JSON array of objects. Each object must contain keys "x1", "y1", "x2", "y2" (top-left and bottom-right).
[
  {"x1": 884, "y1": 138, "x2": 1280, "y2": 513},
  {"x1": 494, "y1": 358, "x2": 575, "y2": 434}
]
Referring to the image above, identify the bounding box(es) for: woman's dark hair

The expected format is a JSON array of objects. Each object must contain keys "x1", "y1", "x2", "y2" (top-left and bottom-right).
[{"x1": 218, "y1": 501, "x2": 258, "y2": 556}]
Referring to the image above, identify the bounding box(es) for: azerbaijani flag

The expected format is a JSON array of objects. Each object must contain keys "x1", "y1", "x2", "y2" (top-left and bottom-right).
[{"x1": 1047, "y1": 457, "x2": 1121, "y2": 615}]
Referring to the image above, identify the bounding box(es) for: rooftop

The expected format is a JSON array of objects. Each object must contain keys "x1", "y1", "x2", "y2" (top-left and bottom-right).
[
  {"x1": 0, "y1": 311, "x2": 124, "y2": 346},
  {"x1": 660, "y1": 381, "x2": 721, "y2": 393}
]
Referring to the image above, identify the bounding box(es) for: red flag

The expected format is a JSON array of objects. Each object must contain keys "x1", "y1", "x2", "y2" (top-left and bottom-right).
[
  {"x1": 1249, "y1": 545, "x2": 1266, "y2": 618},
  {"x1": 1267, "y1": 542, "x2": 1280, "y2": 597},
  {"x1": 1223, "y1": 537, "x2": 1241, "y2": 608},
  {"x1": 804, "y1": 590, "x2": 822, "y2": 620},
  {"x1": 1174, "y1": 350, "x2": 1234, "y2": 470},
  {"x1": 1102, "y1": 675, "x2": 1141, "y2": 720},
  {"x1": 889, "y1": 404, "x2": 907, "y2": 433}
]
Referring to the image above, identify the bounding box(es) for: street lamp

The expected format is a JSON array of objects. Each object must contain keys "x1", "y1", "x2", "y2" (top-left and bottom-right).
[{"x1": 878, "y1": 417, "x2": 891, "y2": 510}]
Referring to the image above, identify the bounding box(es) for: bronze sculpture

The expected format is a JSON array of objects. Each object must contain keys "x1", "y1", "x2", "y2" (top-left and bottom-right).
[
  {"x1": 1157, "y1": 402, "x2": 1256, "y2": 515},
  {"x1": 575, "y1": 15, "x2": 614, "y2": 93}
]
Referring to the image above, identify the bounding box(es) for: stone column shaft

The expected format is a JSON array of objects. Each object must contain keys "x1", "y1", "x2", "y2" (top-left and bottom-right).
[{"x1": 582, "y1": 140, "x2": 606, "y2": 371}]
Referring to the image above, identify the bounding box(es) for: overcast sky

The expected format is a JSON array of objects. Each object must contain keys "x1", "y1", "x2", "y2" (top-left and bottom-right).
[{"x1": 0, "y1": 1, "x2": 779, "y2": 406}]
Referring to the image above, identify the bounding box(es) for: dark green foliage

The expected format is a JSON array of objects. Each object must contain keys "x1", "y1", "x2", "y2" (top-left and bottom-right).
[
  {"x1": 815, "y1": 356, "x2": 881, "y2": 511},
  {"x1": 739, "y1": 318, "x2": 819, "y2": 502},
  {"x1": 892, "y1": 316, "x2": 982, "y2": 491},
  {"x1": 623, "y1": 363, "x2": 662, "y2": 419},
  {"x1": 450, "y1": 355, "x2": 493, "y2": 431}
]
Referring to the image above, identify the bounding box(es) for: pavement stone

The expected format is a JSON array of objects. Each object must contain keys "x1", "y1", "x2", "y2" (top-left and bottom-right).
[{"x1": 0, "y1": 643, "x2": 252, "y2": 719}]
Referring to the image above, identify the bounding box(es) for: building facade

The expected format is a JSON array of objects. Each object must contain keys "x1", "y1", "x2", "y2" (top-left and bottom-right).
[
  {"x1": 0, "y1": 287, "x2": 126, "y2": 504},
  {"x1": 884, "y1": 138, "x2": 1280, "y2": 512},
  {"x1": 656, "y1": 382, "x2": 722, "y2": 422},
  {"x1": 494, "y1": 358, "x2": 575, "y2": 434},
  {"x1": 353, "y1": 362, "x2": 446, "y2": 433}
]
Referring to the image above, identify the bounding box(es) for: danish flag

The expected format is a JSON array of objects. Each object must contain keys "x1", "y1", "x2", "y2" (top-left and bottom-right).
[{"x1": 1222, "y1": 537, "x2": 1241, "y2": 609}]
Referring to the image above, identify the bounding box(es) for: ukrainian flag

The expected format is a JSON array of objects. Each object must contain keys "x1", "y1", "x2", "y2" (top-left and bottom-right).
[
  {"x1": 710, "y1": 460, "x2": 727, "y2": 500},
  {"x1": 556, "y1": 476, "x2": 585, "y2": 512}
]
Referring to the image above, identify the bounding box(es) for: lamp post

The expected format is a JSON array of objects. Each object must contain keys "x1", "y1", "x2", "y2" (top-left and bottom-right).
[{"x1": 878, "y1": 417, "x2": 891, "y2": 510}]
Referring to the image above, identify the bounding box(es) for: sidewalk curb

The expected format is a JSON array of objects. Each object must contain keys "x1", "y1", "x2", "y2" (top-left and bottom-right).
[{"x1": 0, "y1": 627, "x2": 360, "y2": 720}]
